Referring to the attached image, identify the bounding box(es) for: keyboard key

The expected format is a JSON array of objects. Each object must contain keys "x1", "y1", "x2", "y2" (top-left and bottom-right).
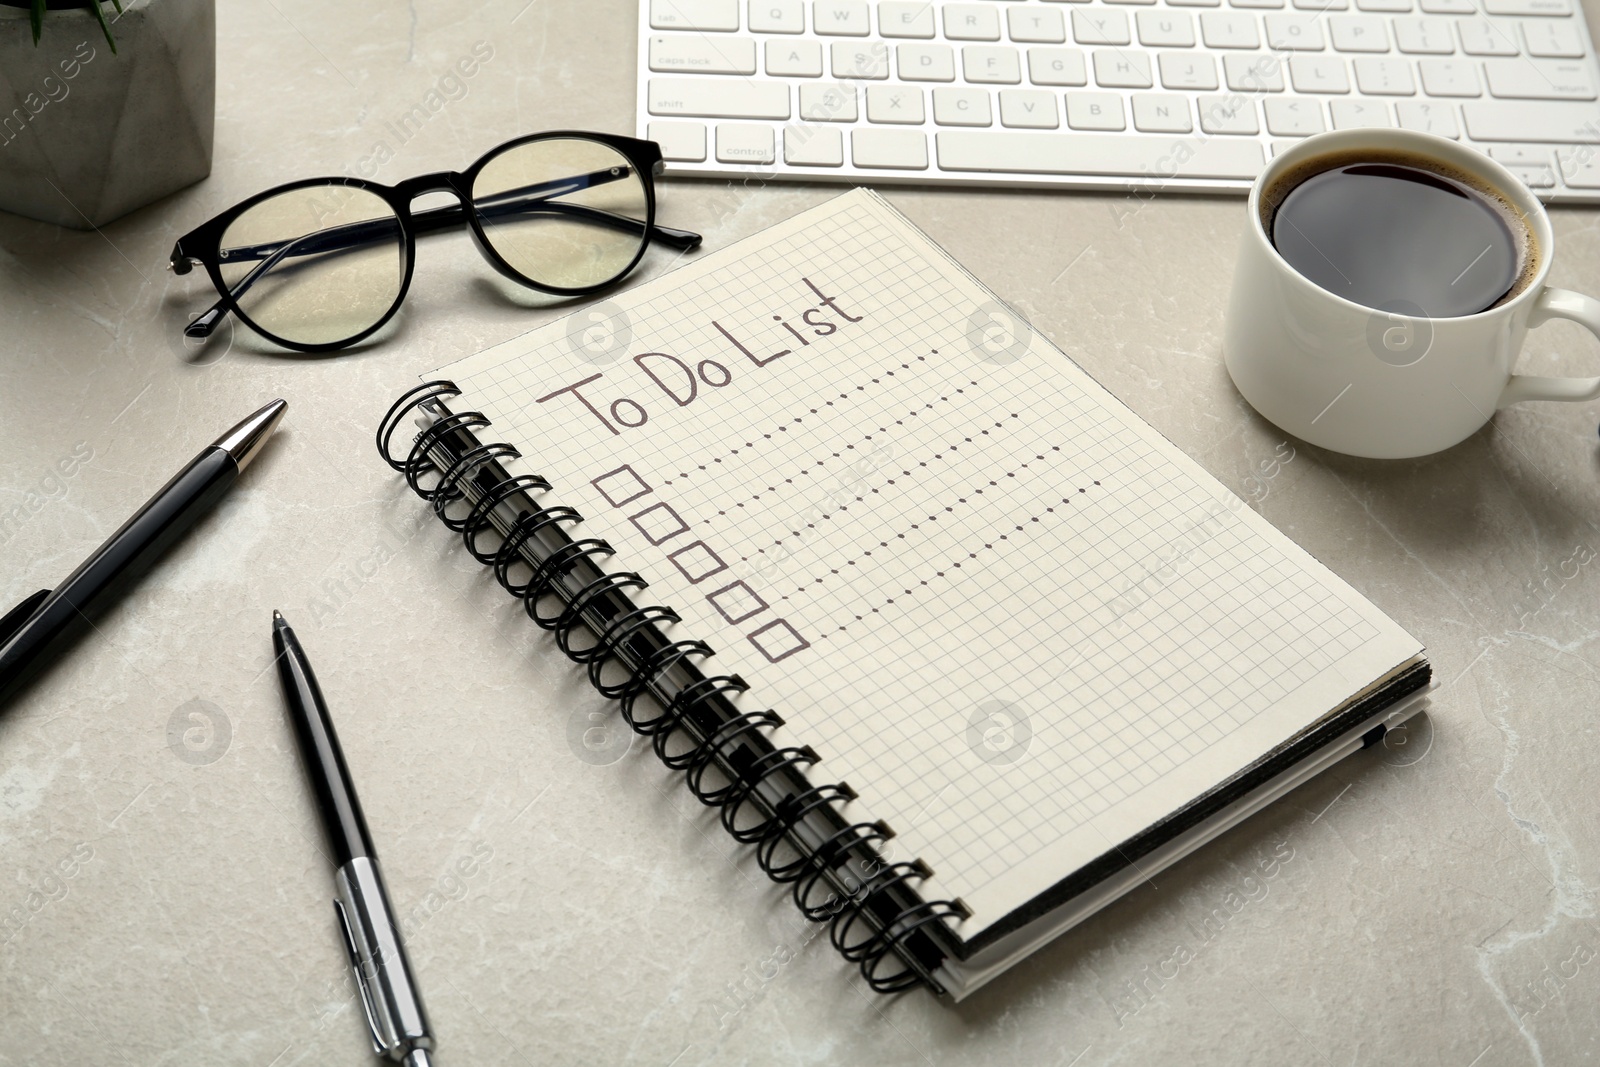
[
  {"x1": 1028, "y1": 47, "x2": 1090, "y2": 85},
  {"x1": 717, "y1": 123, "x2": 775, "y2": 163},
  {"x1": 1225, "y1": 52, "x2": 1286, "y2": 89},
  {"x1": 1289, "y1": 54, "x2": 1350, "y2": 91},
  {"x1": 1230, "y1": 0, "x2": 1284, "y2": 10},
  {"x1": 1329, "y1": 16, "x2": 1390, "y2": 51},
  {"x1": 1138, "y1": 11, "x2": 1197, "y2": 45},
  {"x1": 648, "y1": 121, "x2": 708, "y2": 161},
  {"x1": 1557, "y1": 146, "x2": 1600, "y2": 187},
  {"x1": 1392, "y1": 17, "x2": 1453, "y2": 52},
  {"x1": 1418, "y1": 58, "x2": 1480, "y2": 94},
  {"x1": 1159, "y1": 52, "x2": 1220, "y2": 88},
  {"x1": 1330, "y1": 99, "x2": 1392, "y2": 125},
  {"x1": 852, "y1": 128, "x2": 928, "y2": 167},
  {"x1": 831, "y1": 41, "x2": 892, "y2": 77},
  {"x1": 767, "y1": 39, "x2": 824, "y2": 75},
  {"x1": 879, "y1": 1, "x2": 936, "y2": 37},
  {"x1": 1201, "y1": 12, "x2": 1260, "y2": 48},
  {"x1": 933, "y1": 86, "x2": 995, "y2": 124},
  {"x1": 1066, "y1": 91, "x2": 1128, "y2": 129},
  {"x1": 1293, "y1": 0, "x2": 1348, "y2": 11},
  {"x1": 1198, "y1": 93, "x2": 1260, "y2": 131},
  {"x1": 867, "y1": 84, "x2": 926, "y2": 122},
  {"x1": 814, "y1": 1, "x2": 870, "y2": 35},
  {"x1": 899, "y1": 43, "x2": 957, "y2": 81},
  {"x1": 999, "y1": 88, "x2": 1062, "y2": 126},
  {"x1": 1094, "y1": 49, "x2": 1154, "y2": 87},
  {"x1": 785, "y1": 125, "x2": 845, "y2": 165},
  {"x1": 965, "y1": 45, "x2": 1025, "y2": 83},
  {"x1": 650, "y1": 0, "x2": 739, "y2": 31},
  {"x1": 1167, "y1": 0, "x2": 1222, "y2": 8},
  {"x1": 944, "y1": 3, "x2": 1003, "y2": 40},
  {"x1": 1073, "y1": 9, "x2": 1132, "y2": 44},
  {"x1": 1457, "y1": 19, "x2": 1520, "y2": 55},
  {"x1": 1486, "y1": 147, "x2": 1556, "y2": 185},
  {"x1": 800, "y1": 82, "x2": 859, "y2": 119},
  {"x1": 1265, "y1": 13, "x2": 1327, "y2": 49},
  {"x1": 1355, "y1": 56, "x2": 1416, "y2": 92},
  {"x1": 1463, "y1": 100, "x2": 1600, "y2": 140},
  {"x1": 1009, "y1": 6, "x2": 1068, "y2": 42},
  {"x1": 750, "y1": 0, "x2": 805, "y2": 32},
  {"x1": 1105, "y1": 0, "x2": 1159, "y2": 7},
  {"x1": 1395, "y1": 99, "x2": 1460, "y2": 135},
  {"x1": 936, "y1": 129, "x2": 1264, "y2": 176},
  {"x1": 1265, "y1": 97, "x2": 1326, "y2": 132},
  {"x1": 1482, "y1": 0, "x2": 1569, "y2": 13},
  {"x1": 1132, "y1": 92, "x2": 1195, "y2": 130},
  {"x1": 1523, "y1": 19, "x2": 1585, "y2": 58},
  {"x1": 1484, "y1": 58, "x2": 1597, "y2": 99},
  {"x1": 1487, "y1": 144, "x2": 1555, "y2": 168},
  {"x1": 1355, "y1": 0, "x2": 1411, "y2": 10},
  {"x1": 650, "y1": 78, "x2": 791, "y2": 118},
  {"x1": 1419, "y1": 0, "x2": 1473, "y2": 10},
  {"x1": 650, "y1": 36, "x2": 758, "y2": 74}
]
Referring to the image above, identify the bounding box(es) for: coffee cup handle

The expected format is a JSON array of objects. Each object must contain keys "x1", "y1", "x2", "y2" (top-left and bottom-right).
[{"x1": 1497, "y1": 288, "x2": 1600, "y2": 407}]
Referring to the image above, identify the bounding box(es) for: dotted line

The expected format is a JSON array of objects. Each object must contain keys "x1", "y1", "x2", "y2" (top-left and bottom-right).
[
  {"x1": 741, "y1": 413, "x2": 1024, "y2": 564},
  {"x1": 662, "y1": 353, "x2": 935, "y2": 488},
  {"x1": 713, "y1": 375, "x2": 985, "y2": 515},
  {"x1": 820, "y1": 477, "x2": 1105, "y2": 635},
  {"x1": 783, "y1": 442, "x2": 1076, "y2": 591}
]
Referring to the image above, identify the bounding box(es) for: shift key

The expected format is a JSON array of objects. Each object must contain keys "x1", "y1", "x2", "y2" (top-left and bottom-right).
[
  {"x1": 649, "y1": 78, "x2": 791, "y2": 119},
  {"x1": 1462, "y1": 101, "x2": 1600, "y2": 142}
]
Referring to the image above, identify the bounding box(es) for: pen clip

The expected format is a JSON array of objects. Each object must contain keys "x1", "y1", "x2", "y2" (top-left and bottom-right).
[
  {"x1": 332, "y1": 897, "x2": 389, "y2": 1058},
  {"x1": 0, "y1": 589, "x2": 51, "y2": 648}
]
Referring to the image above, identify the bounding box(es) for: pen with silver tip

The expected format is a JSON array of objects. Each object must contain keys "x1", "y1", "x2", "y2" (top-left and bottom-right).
[
  {"x1": 272, "y1": 610, "x2": 435, "y2": 1067},
  {"x1": 0, "y1": 398, "x2": 287, "y2": 710}
]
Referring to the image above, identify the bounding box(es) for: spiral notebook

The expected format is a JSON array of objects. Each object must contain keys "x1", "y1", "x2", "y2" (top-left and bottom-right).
[{"x1": 378, "y1": 188, "x2": 1430, "y2": 1000}]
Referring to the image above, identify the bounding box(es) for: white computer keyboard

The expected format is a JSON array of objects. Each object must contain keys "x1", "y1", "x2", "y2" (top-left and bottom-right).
[{"x1": 636, "y1": 0, "x2": 1600, "y2": 201}]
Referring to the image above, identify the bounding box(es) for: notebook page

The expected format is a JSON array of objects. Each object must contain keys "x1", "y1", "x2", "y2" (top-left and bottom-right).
[{"x1": 434, "y1": 189, "x2": 1422, "y2": 937}]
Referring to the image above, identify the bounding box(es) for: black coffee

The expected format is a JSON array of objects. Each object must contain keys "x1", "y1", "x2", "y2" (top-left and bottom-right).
[{"x1": 1266, "y1": 153, "x2": 1534, "y2": 318}]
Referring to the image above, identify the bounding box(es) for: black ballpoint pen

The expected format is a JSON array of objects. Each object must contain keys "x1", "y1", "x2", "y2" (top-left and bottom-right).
[
  {"x1": 272, "y1": 611, "x2": 435, "y2": 1067},
  {"x1": 0, "y1": 399, "x2": 288, "y2": 710}
]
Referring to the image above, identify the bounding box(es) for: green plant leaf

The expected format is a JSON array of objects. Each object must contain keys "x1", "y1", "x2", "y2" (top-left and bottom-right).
[
  {"x1": 29, "y1": 0, "x2": 43, "y2": 45},
  {"x1": 88, "y1": 0, "x2": 117, "y2": 54}
]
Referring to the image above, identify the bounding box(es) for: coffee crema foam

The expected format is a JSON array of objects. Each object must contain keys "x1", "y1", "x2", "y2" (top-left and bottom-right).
[{"x1": 1260, "y1": 148, "x2": 1542, "y2": 312}]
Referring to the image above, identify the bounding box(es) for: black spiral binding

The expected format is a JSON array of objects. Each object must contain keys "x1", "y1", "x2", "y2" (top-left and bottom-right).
[{"x1": 379, "y1": 381, "x2": 969, "y2": 995}]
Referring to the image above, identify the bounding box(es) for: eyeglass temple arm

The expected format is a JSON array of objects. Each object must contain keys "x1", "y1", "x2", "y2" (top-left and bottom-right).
[
  {"x1": 427, "y1": 168, "x2": 701, "y2": 249},
  {"x1": 180, "y1": 169, "x2": 703, "y2": 338},
  {"x1": 183, "y1": 228, "x2": 328, "y2": 339}
]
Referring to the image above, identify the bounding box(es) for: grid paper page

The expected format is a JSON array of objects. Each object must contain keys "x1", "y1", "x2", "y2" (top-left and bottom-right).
[{"x1": 434, "y1": 190, "x2": 1422, "y2": 936}]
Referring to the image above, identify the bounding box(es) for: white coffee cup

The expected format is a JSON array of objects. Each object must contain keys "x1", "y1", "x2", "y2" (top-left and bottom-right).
[{"x1": 1223, "y1": 128, "x2": 1600, "y2": 459}]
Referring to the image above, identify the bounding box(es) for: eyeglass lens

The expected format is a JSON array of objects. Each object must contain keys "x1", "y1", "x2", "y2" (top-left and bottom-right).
[
  {"x1": 218, "y1": 186, "x2": 406, "y2": 348},
  {"x1": 471, "y1": 136, "x2": 650, "y2": 291}
]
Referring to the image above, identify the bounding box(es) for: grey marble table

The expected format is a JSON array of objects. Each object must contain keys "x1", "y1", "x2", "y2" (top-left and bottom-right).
[{"x1": 2, "y1": 2, "x2": 1598, "y2": 1065}]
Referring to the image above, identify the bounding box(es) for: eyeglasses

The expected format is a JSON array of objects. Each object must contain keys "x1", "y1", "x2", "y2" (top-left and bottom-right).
[{"x1": 168, "y1": 131, "x2": 701, "y2": 353}]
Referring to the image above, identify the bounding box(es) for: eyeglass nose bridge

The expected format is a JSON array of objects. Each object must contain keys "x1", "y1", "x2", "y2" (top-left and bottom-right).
[
  {"x1": 392, "y1": 171, "x2": 493, "y2": 252},
  {"x1": 393, "y1": 171, "x2": 470, "y2": 203},
  {"x1": 392, "y1": 169, "x2": 540, "y2": 291}
]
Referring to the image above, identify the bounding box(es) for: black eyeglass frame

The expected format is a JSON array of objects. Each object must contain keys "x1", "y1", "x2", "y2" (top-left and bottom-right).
[{"x1": 168, "y1": 131, "x2": 701, "y2": 354}]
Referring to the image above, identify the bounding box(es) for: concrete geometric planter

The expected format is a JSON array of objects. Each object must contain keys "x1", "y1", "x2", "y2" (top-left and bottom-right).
[{"x1": 0, "y1": 0, "x2": 214, "y2": 229}]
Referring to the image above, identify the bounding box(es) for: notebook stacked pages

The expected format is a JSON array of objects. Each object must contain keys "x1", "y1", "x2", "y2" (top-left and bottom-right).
[{"x1": 383, "y1": 188, "x2": 1429, "y2": 998}]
